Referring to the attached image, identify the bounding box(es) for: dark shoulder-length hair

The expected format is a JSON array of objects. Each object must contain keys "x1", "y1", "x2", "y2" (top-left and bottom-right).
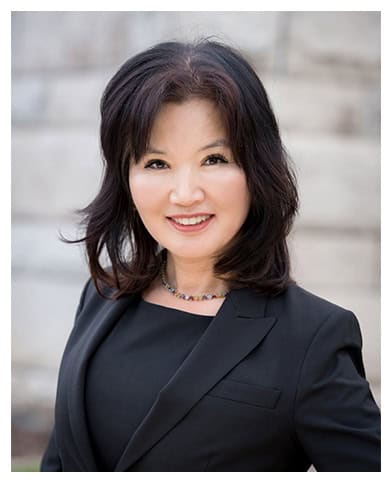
[{"x1": 67, "y1": 38, "x2": 299, "y2": 299}]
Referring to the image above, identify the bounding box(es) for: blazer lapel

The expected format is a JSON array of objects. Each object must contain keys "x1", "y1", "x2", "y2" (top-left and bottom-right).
[
  {"x1": 115, "y1": 287, "x2": 277, "y2": 472},
  {"x1": 58, "y1": 293, "x2": 134, "y2": 471}
]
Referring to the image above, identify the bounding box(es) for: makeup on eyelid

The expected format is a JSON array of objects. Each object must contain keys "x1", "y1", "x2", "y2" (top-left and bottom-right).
[{"x1": 143, "y1": 155, "x2": 230, "y2": 170}]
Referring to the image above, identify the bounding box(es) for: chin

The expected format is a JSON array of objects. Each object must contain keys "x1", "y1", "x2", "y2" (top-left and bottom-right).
[{"x1": 165, "y1": 243, "x2": 219, "y2": 261}]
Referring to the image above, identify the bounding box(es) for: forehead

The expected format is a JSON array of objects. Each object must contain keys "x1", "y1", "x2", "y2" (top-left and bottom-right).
[{"x1": 148, "y1": 99, "x2": 227, "y2": 142}]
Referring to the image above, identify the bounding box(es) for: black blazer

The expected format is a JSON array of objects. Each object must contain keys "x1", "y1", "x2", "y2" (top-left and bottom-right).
[{"x1": 40, "y1": 279, "x2": 380, "y2": 472}]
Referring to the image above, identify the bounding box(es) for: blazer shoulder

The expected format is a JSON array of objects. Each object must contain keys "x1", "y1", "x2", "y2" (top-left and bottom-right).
[
  {"x1": 269, "y1": 282, "x2": 358, "y2": 340},
  {"x1": 284, "y1": 283, "x2": 351, "y2": 315},
  {"x1": 74, "y1": 276, "x2": 136, "y2": 329}
]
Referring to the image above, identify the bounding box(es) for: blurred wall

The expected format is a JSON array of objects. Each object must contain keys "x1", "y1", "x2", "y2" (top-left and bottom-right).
[{"x1": 11, "y1": 11, "x2": 380, "y2": 460}]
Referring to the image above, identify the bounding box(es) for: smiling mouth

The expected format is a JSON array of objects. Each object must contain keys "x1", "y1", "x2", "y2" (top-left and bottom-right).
[
  {"x1": 166, "y1": 214, "x2": 215, "y2": 232},
  {"x1": 168, "y1": 214, "x2": 214, "y2": 226}
]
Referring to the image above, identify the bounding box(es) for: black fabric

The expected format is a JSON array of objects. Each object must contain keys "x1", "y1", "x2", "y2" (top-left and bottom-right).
[
  {"x1": 85, "y1": 298, "x2": 213, "y2": 471},
  {"x1": 40, "y1": 281, "x2": 381, "y2": 472}
]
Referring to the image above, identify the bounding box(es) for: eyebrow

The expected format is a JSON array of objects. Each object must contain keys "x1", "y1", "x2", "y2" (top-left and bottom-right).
[{"x1": 145, "y1": 139, "x2": 229, "y2": 155}]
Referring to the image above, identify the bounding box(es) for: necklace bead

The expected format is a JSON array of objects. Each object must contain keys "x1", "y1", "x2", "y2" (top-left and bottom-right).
[{"x1": 160, "y1": 260, "x2": 229, "y2": 301}]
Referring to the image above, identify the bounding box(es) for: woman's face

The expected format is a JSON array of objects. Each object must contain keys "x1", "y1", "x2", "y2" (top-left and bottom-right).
[{"x1": 129, "y1": 98, "x2": 251, "y2": 262}]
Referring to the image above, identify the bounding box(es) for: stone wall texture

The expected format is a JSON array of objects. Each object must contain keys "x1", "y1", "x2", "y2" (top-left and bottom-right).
[{"x1": 11, "y1": 10, "x2": 381, "y2": 460}]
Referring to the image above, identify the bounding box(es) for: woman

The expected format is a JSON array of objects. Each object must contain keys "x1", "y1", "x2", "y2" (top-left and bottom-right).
[{"x1": 40, "y1": 39, "x2": 381, "y2": 472}]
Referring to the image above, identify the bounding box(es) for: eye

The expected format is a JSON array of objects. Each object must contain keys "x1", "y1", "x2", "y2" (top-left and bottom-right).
[
  {"x1": 144, "y1": 159, "x2": 168, "y2": 170},
  {"x1": 203, "y1": 155, "x2": 229, "y2": 166}
]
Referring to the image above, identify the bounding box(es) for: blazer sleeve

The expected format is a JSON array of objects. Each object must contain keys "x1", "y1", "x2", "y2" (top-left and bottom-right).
[
  {"x1": 293, "y1": 309, "x2": 381, "y2": 471},
  {"x1": 39, "y1": 427, "x2": 62, "y2": 472},
  {"x1": 40, "y1": 278, "x2": 91, "y2": 472}
]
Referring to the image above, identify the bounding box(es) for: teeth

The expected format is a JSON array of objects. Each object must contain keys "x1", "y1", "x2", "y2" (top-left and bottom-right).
[{"x1": 172, "y1": 215, "x2": 212, "y2": 226}]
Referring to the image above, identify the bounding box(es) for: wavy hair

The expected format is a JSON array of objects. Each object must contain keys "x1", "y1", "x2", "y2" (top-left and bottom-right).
[{"x1": 65, "y1": 38, "x2": 299, "y2": 298}]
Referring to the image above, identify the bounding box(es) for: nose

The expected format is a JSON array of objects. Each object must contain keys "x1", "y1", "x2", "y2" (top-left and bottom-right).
[{"x1": 169, "y1": 167, "x2": 205, "y2": 206}]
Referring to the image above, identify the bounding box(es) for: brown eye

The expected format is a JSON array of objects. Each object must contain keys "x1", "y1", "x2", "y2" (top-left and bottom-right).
[
  {"x1": 204, "y1": 155, "x2": 229, "y2": 166},
  {"x1": 144, "y1": 160, "x2": 168, "y2": 169}
]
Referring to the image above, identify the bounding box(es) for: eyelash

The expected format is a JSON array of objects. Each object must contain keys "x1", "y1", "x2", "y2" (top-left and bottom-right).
[{"x1": 144, "y1": 155, "x2": 229, "y2": 170}]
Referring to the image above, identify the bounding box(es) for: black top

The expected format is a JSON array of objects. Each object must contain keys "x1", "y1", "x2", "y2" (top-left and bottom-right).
[
  {"x1": 85, "y1": 296, "x2": 213, "y2": 471},
  {"x1": 40, "y1": 281, "x2": 380, "y2": 471}
]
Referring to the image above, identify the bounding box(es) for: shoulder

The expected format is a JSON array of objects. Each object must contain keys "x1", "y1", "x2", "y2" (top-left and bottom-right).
[
  {"x1": 73, "y1": 277, "x2": 137, "y2": 328},
  {"x1": 273, "y1": 282, "x2": 350, "y2": 316},
  {"x1": 267, "y1": 282, "x2": 362, "y2": 349},
  {"x1": 75, "y1": 277, "x2": 111, "y2": 312}
]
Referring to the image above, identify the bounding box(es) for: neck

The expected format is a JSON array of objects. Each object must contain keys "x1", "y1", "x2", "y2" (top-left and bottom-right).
[{"x1": 164, "y1": 252, "x2": 229, "y2": 295}]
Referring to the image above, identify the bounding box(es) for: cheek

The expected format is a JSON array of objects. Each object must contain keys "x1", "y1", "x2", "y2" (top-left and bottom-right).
[
  {"x1": 210, "y1": 172, "x2": 250, "y2": 215},
  {"x1": 129, "y1": 173, "x2": 164, "y2": 213}
]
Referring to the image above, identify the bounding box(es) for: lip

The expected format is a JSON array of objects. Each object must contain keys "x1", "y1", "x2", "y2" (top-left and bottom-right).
[
  {"x1": 167, "y1": 213, "x2": 214, "y2": 218},
  {"x1": 166, "y1": 214, "x2": 215, "y2": 233}
]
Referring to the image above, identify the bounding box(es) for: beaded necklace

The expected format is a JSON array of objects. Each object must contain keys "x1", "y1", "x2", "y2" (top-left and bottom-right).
[{"x1": 160, "y1": 260, "x2": 229, "y2": 301}]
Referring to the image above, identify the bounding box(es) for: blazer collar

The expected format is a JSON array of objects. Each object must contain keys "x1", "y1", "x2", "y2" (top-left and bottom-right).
[
  {"x1": 58, "y1": 294, "x2": 132, "y2": 471},
  {"x1": 115, "y1": 287, "x2": 276, "y2": 471},
  {"x1": 61, "y1": 286, "x2": 276, "y2": 471}
]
